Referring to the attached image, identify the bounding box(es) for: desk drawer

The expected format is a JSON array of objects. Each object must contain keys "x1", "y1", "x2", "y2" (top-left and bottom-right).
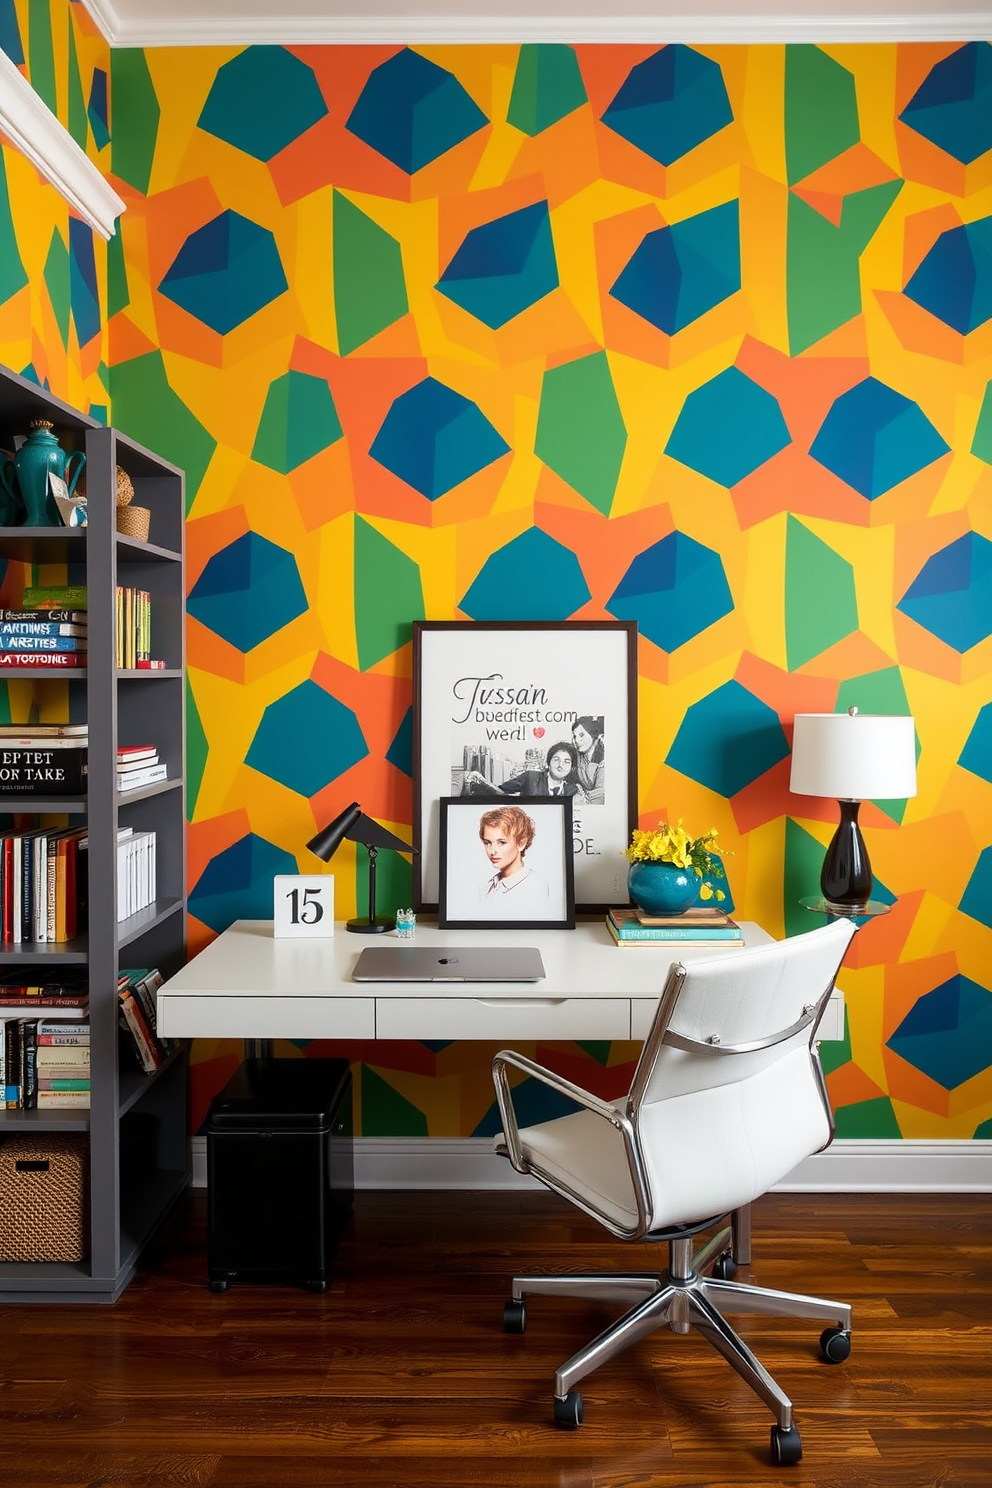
[
  {"x1": 376, "y1": 997, "x2": 630, "y2": 1040},
  {"x1": 159, "y1": 996, "x2": 374, "y2": 1040}
]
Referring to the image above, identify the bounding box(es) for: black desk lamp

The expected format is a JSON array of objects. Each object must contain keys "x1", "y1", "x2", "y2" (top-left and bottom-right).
[{"x1": 306, "y1": 801, "x2": 418, "y2": 934}]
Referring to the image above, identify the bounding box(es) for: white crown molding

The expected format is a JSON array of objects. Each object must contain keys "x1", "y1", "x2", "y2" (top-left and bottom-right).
[
  {"x1": 192, "y1": 1135, "x2": 992, "y2": 1191},
  {"x1": 0, "y1": 49, "x2": 124, "y2": 240},
  {"x1": 81, "y1": 1, "x2": 992, "y2": 47}
]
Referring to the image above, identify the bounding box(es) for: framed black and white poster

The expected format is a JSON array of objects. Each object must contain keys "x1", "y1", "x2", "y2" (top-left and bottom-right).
[
  {"x1": 439, "y1": 796, "x2": 575, "y2": 930},
  {"x1": 413, "y1": 621, "x2": 637, "y2": 912}
]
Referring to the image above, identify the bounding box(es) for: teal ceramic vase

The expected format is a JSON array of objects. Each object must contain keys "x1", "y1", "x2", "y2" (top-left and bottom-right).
[
  {"x1": 0, "y1": 420, "x2": 86, "y2": 527},
  {"x1": 627, "y1": 860, "x2": 698, "y2": 916}
]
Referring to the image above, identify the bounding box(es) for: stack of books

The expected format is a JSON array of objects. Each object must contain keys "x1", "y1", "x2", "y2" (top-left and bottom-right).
[
  {"x1": 118, "y1": 968, "x2": 170, "y2": 1073},
  {"x1": 606, "y1": 905, "x2": 744, "y2": 947},
  {"x1": 115, "y1": 586, "x2": 152, "y2": 669},
  {"x1": 0, "y1": 721, "x2": 88, "y2": 796},
  {"x1": 0, "y1": 823, "x2": 87, "y2": 943},
  {"x1": 0, "y1": 599, "x2": 88, "y2": 671},
  {"x1": 0, "y1": 977, "x2": 90, "y2": 1109},
  {"x1": 117, "y1": 744, "x2": 167, "y2": 793}
]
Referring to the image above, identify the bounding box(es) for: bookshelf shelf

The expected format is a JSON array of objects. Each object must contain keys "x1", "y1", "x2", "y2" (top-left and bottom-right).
[{"x1": 0, "y1": 361, "x2": 188, "y2": 1304}]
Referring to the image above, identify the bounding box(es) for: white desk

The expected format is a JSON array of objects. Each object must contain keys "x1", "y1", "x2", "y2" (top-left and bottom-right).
[{"x1": 158, "y1": 919, "x2": 845, "y2": 1043}]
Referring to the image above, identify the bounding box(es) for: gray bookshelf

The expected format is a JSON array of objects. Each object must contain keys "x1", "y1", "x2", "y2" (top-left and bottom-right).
[{"x1": 0, "y1": 363, "x2": 189, "y2": 1302}]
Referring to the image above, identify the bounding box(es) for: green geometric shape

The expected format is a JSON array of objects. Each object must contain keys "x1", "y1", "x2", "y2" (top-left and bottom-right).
[
  {"x1": 837, "y1": 668, "x2": 915, "y2": 823},
  {"x1": 361, "y1": 1063, "x2": 428, "y2": 1138},
  {"x1": 66, "y1": 19, "x2": 87, "y2": 149},
  {"x1": 107, "y1": 223, "x2": 129, "y2": 318},
  {"x1": 785, "y1": 45, "x2": 860, "y2": 186},
  {"x1": 535, "y1": 351, "x2": 627, "y2": 515},
  {"x1": 109, "y1": 351, "x2": 216, "y2": 510},
  {"x1": 818, "y1": 1010, "x2": 851, "y2": 1077},
  {"x1": 833, "y1": 1095, "x2": 902, "y2": 1138},
  {"x1": 110, "y1": 48, "x2": 160, "y2": 196},
  {"x1": 185, "y1": 673, "x2": 208, "y2": 820},
  {"x1": 0, "y1": 154, "x2": 29, "y2": 303},
  {"x1": 785, "y1": 516, "x2": 859, "y2": 670},
  {"x1": 973, "y1": 383, "x2": 992, "y2": 465},
  {"x1": 252, "y1": 371, "x2": 342, "y2": 474},
  {"x1": 361, "y1": 843, "x2": 413, "y2": 927},
  {"x1": 784, "y1": 817, "x2": 831, "y2": 938},
  {"x1": 576, "y1": 1042, "x2": 612, "y2": 1065},
  {"x1": 27, "y1": 0, "x2": 56, "y2": 113},
  {"x1": 43, "y1": 228, "x2": 70, "y2": 348},
  {"x1": 333, "y1": 192, "x2": 408, "y2": 357},
  {"x1": 354, "y1": 517, "x2": 425, "y2": 671},
  {"x1": 507, "y1": 44, "x2": 587, "y2": 136},
  {"x1": 787, "y1": 181, "x2": 903, "y2": 355}
]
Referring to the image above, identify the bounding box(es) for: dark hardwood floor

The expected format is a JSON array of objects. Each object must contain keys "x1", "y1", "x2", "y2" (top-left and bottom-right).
[{"x1": 1, "y1": 1189, "x2": 990, "y2": 1487}]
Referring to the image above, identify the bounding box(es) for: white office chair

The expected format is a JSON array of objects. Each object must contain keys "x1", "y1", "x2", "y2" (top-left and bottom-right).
[{"x1": 492, "y1": 918, "x2": 857, "y2": 1465}]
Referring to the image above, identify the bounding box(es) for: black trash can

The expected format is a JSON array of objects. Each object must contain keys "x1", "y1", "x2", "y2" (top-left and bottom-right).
[{"x1": 205, "y1": 1057, "x2": 354, "y2": 1292}]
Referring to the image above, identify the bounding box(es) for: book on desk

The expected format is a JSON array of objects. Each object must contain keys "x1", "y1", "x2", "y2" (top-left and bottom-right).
[{"x1": 606, "y1": 906, "x2": 744, "y2": 947}]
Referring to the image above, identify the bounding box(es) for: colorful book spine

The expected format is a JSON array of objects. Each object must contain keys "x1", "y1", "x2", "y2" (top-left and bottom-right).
[
  {"x1": 0, "y1": 610, "x2": 86, "y2": 623},
  {"x1": 0, "y1": 652, "x2": 85, "y2": 668},
  {"x1": 0, "y1": 621, "x2": 87, "y2": 637},
  {"x1": 608, "y1": 910, "x2": 742, "y2": 940},
  {"x1": 0, "y1": 636, "x2": 87, "y2": 652},
  {"x1": 22, "y1": 585, "x2": 87, "y2": 609}
]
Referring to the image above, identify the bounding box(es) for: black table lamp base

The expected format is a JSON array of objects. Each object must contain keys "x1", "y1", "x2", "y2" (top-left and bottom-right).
[{"x1": 820, "y1": 799, "x2": 873, "y2": 911}]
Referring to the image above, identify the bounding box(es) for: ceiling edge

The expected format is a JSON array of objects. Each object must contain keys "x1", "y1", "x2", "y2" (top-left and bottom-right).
[
  {"x1": 79, "y1": 7, "x2": 992, "y2": 47},
  {"x1": 0, "y1": 49, "x2": 125, "y2": 239}
]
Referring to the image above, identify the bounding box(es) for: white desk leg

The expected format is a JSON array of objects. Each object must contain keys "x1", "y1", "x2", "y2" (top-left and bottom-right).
[{"x1": 245, "y1": 1039, "x2": 272, "y2": 1059}]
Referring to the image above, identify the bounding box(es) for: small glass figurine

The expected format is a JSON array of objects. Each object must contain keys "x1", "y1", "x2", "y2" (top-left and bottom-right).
[{"x1": 395, "y1": 908, "x2": 416, "y2": 938}]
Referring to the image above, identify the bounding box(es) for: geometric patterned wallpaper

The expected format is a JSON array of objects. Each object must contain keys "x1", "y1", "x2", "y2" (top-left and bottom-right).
[{"x1": 2, "y1": 6, "x2": 991, "y2": 1138}]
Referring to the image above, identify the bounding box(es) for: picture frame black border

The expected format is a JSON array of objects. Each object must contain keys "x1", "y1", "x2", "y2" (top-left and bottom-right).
[
  {"x1": 412, "y1": 620, "x2": 638, "y2": 913},
  {"x1": 438, "y1": 794, "x2": 576, "y2": 931}
]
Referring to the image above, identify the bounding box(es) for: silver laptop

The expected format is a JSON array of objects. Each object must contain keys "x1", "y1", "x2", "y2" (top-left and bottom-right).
[{"x1": 352, "y1": 946, "x2": 546, "y2": 983}]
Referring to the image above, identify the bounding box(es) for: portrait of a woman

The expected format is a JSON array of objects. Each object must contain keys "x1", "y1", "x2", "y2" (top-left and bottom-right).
[
  {"x1": 478, "y1": 806, "x2": 549, "y2": 912},
  {"x1": 571, "y1": 715, "x2": 605, "y2": 804}
]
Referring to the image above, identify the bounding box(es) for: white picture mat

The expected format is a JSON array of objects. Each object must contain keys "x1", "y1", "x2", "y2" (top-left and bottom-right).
[
  {"x1": 416, "y1": 625, "x2": 633, "y2": 907},
  {"x1": 442, "y1": 799, "x2": 570, "y2": 924}
]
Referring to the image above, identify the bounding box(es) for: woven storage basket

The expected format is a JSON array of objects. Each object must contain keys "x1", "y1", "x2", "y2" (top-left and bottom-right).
[
  {"x1": 116, "y1": 504, "x2": 151, "y2": 541},
  {"x1": 0, "y1": 1133, "x2": 89, "y2": 1262},
  {"x1": 115, "y1": 465, "x2": 135, "y2": 506}
]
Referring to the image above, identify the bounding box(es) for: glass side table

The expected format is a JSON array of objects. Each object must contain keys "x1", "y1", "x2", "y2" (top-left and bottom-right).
[{"x1": 800, "y1": 896, "x2": 892, "y2": 926}]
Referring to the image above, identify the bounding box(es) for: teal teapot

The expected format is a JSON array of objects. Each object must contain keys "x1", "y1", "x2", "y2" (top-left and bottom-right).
[{"x1": 0, "y1": 420, "x2": 86, "y2": 527}]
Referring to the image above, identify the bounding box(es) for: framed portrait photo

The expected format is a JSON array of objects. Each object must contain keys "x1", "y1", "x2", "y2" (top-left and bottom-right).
[
  {"x1": 413, "y1": 621, "x2": 637, "y2": 912},
  {"x1": 439, "y1": 796, "x2": 575, "y2": 930}
]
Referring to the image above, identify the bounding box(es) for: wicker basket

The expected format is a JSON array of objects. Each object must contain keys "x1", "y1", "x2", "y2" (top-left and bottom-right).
[
  {"x1": 115, "y1": 465, "x2": 134, "y2": 506},
  {"x1": 0, "y1": 1134, "x2": 89, "y2": 1262},
  {"x1": 116, "y1": 504, "x2": 150, "y2": 541}
]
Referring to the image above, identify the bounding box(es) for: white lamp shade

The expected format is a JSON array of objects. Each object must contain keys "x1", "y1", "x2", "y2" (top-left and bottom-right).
[{"x1": 790, "y1": 712, "x2": 917, "y2": 800}]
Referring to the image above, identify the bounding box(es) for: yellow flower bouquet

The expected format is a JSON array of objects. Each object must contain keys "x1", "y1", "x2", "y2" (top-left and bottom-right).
[{"x1": 624, "y1": 819, "x2": 728, "y2": 903}]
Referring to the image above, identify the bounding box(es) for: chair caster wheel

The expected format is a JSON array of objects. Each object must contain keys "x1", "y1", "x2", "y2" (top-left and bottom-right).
[
  {"x1": 712, "y1": 1250, "x2": 737, "y2": 1281},
  {"x1": 207, "y1": 1279, "x2": 228, "y2": 1292},
  {"x1": 503, "y1": 1299, "x2": 526, "y2": 1333},
  {"x1": 820, "y1": 1325, "x2": 851, "y2": 1362},
  {"x1": 306, "y1": 1280, "x2": 328, "y2": 1293},
  {"x1": 770, "y1": 1424, "x2": 802, "y2": 1464},
  {"x1": 554, "y1": 1391, "x2": 583, "y2": 1429}
]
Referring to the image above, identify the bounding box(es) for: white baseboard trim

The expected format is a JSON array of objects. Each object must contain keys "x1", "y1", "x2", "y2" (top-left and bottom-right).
[{"x1": 191, "y1": 1136, "x2": 992, "y2": 1193}]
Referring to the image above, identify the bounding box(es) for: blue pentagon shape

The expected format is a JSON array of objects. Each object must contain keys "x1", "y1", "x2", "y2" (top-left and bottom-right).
[
  {"x1": 897, "y1": 532, "x2": 992, "y2": 652},
  {"x1": 188, "y1": 833, "x2": 298, "y2": 934},
  {"x1": 809, "y1": 377, "x2": 950, "y2": 499},
  {"x1": 899, "y1": 42, "x2": 992, "y2": 165},
  {"x1": 666, "y1": 679, "x2": 790, "y2": 797},
  {"x1": 607, "y1": 532, "x2": 733, "y2": 651},
  {"x1": 959, "y1": 701, "x2": 992, "y2": 783},
  {"x1": 887, "y1": 975, "x2": 992, "y2": 1089},
  {"x1": 610, "y1": 200, "x2": 740, "y2": 335},
  {"x1": 346, "y1": 47, "x2": 488, "y2": 174},
  {"x1": 246, "y1": 679, "x2": 369, "y2": 797},
  {"x1": 187, "y1": 531, "x2": 308, "y2": 652},
  {"x1": 961, "y1": 846, "x2": 992, "y2": 929},
  {"x1": 369, "y1": 377, "x2": 510, "y2": 500},
  {"x1": 159, "y1": 210, "x2": 288, "y2": 335},
  {"x1": 459, "y1": 528, "x2": 590, "y2": 620},
  {"x1": 665, "y1": 367, "x2": 790, "y2": 487},
  {"x1": 904, "y1": 217, "x2": 992, "y2": 335},
  {"x1": 198, "y1": 46, "x2": 328, "y2": 161},
  {"x1": 601, "y1": 45, "x2": 733, "y2": 168},
  {"x1": 87, "y1": 67, "x2": 109, "y2": 151},
  {"x1": 436, "y1": 201, "x2": 558, "y2": 329}
]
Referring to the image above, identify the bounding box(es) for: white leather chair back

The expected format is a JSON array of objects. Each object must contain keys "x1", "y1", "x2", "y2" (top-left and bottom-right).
[{"x1": 629, "y1": 919, "x2": 856, "y2": 1230}]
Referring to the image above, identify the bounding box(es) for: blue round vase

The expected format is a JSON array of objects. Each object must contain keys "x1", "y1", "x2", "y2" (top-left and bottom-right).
[{"x1": 627, "y1": 860, "x2": 698, "y2": 916}]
